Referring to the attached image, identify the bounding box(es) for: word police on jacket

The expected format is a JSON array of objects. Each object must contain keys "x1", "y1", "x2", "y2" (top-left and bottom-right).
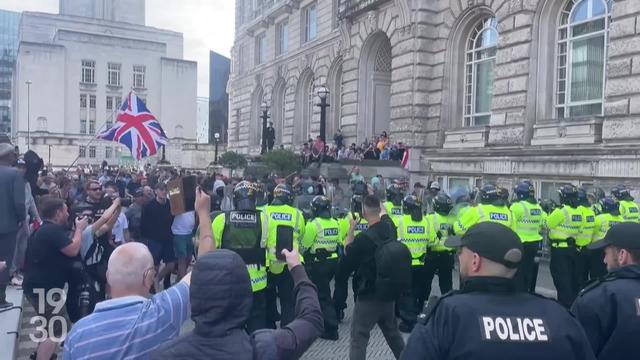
[{"x1": 481, "y1": 316, "x2": 549, "y2": 342}]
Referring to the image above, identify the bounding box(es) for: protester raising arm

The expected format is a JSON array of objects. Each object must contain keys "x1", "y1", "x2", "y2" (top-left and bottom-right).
[
  {"x1": 180, "y1": 187, "x2": 213, "y2": 286},
  {"x1": 61, "y1": 216, "x2": 90, "y2": 257}
]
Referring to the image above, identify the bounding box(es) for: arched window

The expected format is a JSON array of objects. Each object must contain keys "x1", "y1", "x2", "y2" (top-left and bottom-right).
[
  {"x1": 464, "y1": 17, "x2": 497, "y2": 127},
  {"x1": 556, "y1": 0, "x2": 611, "y2": 118},
  {"x1": 295, "y1": 70, "x2": 314, "y2": 144}
]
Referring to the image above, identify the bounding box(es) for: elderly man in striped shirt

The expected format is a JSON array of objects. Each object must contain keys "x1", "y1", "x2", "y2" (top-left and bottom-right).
[{"x1": 64, "y1": 187, "x2": 214, "y2": 360}]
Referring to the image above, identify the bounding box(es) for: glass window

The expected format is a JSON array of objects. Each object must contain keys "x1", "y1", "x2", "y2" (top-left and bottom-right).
[
  {"x1": 106, "y1": 96, "x2": 113, "y2": 110},
  {"x1": 107, "y1": 63, "x2": 121, "y2": 86},
  {"x1": 89, "y1": 146, "x2": 96, "y2": 158},
  {"x1": 81, "y1": 60, "x2": 95, "y2": 84},
  {"x1": 105, "y1": 147, "x2": 112, "y2": 159},
  {"x1": 256, "y1": 33, "x2": 267, "y2": 65},
  {"x1": 80, "y1": 94, "x2": 87, "y2": 108},
  {"x1": 89, "y1": 95, "x2": 96, "y2": 109},
  {"x1": 556, "y1": 0, "x2": 611, "y2": 118},
  {"x1": 464, "y1": 17, "x2": 497, "y2": 127},
  {"x1": 79, "y1": 145, "x2": 86, "y2": 158},
  {"x1": 448, "y1": 177, "x2": 472, "y2": 193},
  {"x1": 277, "y1": 21, "x2": 289, "y2": 55},
  {"x1": 89, "y1": 119, "x2": 96, "y2": 134},
  {"x1": 133, "y1": 65, "x2": 146, "y2": 88},
  {"x1": 80, "y1": 119, "x2": 87, "y2": 134},
  {"x1": 305, "y1": 3, "x2": 317, "y2": 43},
  {"x1": 540, "y1": 181, "x2": 573, "y2": 203}
]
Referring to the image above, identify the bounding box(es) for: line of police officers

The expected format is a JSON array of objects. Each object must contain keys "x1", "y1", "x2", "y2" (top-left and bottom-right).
[{"x1": 210, "y1": 178, "x2": 639, "y2": 350}]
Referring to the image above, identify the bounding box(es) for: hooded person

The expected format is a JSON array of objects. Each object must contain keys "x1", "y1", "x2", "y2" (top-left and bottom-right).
[{"x1": 151, "y1": 248, "x2": 323, "y2": 360}]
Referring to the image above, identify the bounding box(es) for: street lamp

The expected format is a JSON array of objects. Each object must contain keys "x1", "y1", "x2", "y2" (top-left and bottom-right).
[
  {"x1": 214, "y1": 132, "x2": 220, "y2": 164},
  {"x1": 26, "y1": 80, "x2": 32, "y2": 150},
  {"x1": 316, "y1": 85, "x2": 330, "y2": 142},
  {"x1": 260, "y1": 101, "x2": 270, "y2": 155}
]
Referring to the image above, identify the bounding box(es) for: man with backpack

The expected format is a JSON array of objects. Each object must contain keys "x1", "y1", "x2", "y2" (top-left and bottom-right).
[{"x1": 344, "y1": 195, "x2": 410, "y2": 360}]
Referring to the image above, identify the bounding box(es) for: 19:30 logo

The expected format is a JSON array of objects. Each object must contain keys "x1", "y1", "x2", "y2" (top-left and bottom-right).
[{"x1": 29, "y1": 289, "x2": 68, "y2": 343}]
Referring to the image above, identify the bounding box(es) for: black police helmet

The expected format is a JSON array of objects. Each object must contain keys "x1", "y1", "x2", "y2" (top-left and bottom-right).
[
  {"x1": 558, "y1": 184, "x2": 578, "y2": 206},
  {"x1": 386, "y1": 184, "x2": 403, "y2": 205},
  {"x1": 514, "y1": 181, "x2": 534, "y2": 201},
  {"x1": 272, "y1": 184, "x2": 294, "y2": 205},
  {"x1": 402, "y1": 194, "x2": 421, "y2": 214},
  {"x1": 612, "y1": 185, "x2": 633, "y2": 201},
  {"x1": 433, "y1": 192, "x2": 453, "y2": 215},
  {"x1": 311, "y1": 195, "x2": 332, "y2": 218},
  {"x1": 233, "y1": 181, "x2": 256, "y2": 211},
  {"x1": 540, "y1": 198, "x2": 558, "y2": 214},
  {"x1": 577, "y1": 187, "x2": 590, "y2": 207},
  {"x1": 495, "y1": 187, "x2": 509, "y2": 206},
  {"x1": 593, "y1": 187, "x2": 605, "y2": 200},
  {"x1": 600, "y1": 196, "x2": 620, "y2": 215},
  {"x1": 479, "y1": 184, "x2": 498, "y2": 205},
  {"x1": 450, "y1": 187, "x2": 471, "y2": 205},
  {"x1": 254, "y1": 181, "x2": 267, "y2": 207}
]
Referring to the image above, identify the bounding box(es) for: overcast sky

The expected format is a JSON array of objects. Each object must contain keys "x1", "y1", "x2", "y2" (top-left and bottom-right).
[{"x1": 0, "y1": 0, "x2": 235, "y2": 98}]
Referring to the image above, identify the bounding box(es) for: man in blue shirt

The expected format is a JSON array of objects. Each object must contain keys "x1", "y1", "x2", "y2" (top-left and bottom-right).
[{"x1": 64, "y1": 187, "x2": 214, "y2": 360}]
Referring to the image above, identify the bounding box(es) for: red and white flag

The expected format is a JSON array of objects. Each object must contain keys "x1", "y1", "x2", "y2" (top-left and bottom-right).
[{"x1": 401, "y1": 148, "x2": 410, "y2": 170}]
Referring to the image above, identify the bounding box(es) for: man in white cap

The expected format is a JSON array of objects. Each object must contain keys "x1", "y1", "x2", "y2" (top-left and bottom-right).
[{"x1": 0, "y1": 143, "x2": 25, "y2": 309}]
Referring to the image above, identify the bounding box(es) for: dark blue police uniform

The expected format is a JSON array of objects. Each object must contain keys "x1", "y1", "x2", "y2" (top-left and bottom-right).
[
  {"x1": 401, "y1": 277, "x2": 596, "y2": 360},
  {"x1": 571, "y1": 264, "x2": 640, "y2": 359}
]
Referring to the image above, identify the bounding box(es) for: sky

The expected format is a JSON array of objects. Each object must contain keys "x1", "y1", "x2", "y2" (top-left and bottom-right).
[{"x1": 0, "y1": 0, "x2": 235, "y2": 98}]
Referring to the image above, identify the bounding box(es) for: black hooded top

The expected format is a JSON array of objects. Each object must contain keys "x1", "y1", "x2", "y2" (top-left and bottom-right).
[{"x1": 152, "y1": 249, "x2": 323, "y2": 360}]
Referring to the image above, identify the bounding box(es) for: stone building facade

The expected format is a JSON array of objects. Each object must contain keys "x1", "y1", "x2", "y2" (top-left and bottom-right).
[
  {"x1": 229, "y1": 0, "x2": 640, "y2": 201},
  {"x1": 12, "y1": 0, "x2": 203, "y2": 168}
]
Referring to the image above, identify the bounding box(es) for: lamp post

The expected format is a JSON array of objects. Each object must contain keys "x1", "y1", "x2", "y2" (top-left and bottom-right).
[
  {"x1": 214, "y1": 132, "x2": 220, "y2": 164},
  {"x1": 316, "y1": 85, "x2": 330, "y2": 142},
  {"x1": 260, "y1": 101, "x2": 270, "y2": 155},
  {"x1": 26, "y1": 80, "x2": 32, "y2": 150}
]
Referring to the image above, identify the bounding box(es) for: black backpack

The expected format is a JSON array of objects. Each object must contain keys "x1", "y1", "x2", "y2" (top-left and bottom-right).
[{"x1": 373, "y1": 234, "x2": 412, "y2": 301}]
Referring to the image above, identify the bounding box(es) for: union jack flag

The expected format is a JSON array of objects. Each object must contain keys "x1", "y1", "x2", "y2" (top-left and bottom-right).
[{"x1": 97, "y1": 91, "x2": 168, "y2": 160}]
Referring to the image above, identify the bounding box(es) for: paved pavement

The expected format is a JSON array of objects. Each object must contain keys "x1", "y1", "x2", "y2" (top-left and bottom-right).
[{"x1": 15, "y1": 262, "x2": 558, "y2": 359}]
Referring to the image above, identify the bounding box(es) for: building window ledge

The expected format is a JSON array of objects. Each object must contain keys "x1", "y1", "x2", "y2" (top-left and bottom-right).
[
  {"x1": 443, "y1": 126, "x2": 490, "y2": 149},
  {"x1": 106, "y1": 84, "x2": 122, "y2": 90},
  {"x1": 531, "y1": 117, "x2": 603, "y2": 146},
  {"x1": 79, "y1": 82, "x2": 97, "y2": 89}
]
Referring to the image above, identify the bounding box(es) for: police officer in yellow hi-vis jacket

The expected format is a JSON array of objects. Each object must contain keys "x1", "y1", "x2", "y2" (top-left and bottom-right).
[
  {"x1": 590, "y1": 196, "x2": 624, "y2": 279},
  {"x1": 546, "y1": 184, "x2": 583, "y2": 308},
  {"x1": 424, "y1": 192, "x2": 456, "y2": 299},
  {"x1": 384, "y1": 183, "x2": 404, "y2": 222},
  {"x1": 576, "y1": 187, "x2": 596, "y2": 288},
  {"x1": 511, "y1": 181, "x2": 545, "y2": 293},
  {"x1": 301, "y1": 195, "x2": 343, "y2": 340},
  {"x1": 395, "y1": 194, "x2": 431, "y2": 333},
  {"x1": 612, "y1": 185, "x2": 640, "y2": 223},
  {"x1": 454, "y1": 184, "x2": 513, "y2": 235},
  {"x1": 263, "y1": 183, "x2": 305, "y2": 328},
  {"x1": 211, "y1": 180, "x2": 268, "y2": 332}
]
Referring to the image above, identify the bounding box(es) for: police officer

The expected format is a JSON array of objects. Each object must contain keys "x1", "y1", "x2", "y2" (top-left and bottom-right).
[
  {"x1": 254, "y1": 181, "x2": 268, "y2": 212},
  {"x1": 454, "y1": 184, "x2": 513, "y2": 235},
  {"x1": 401, "y1": 222, "x2": 596, "y2": 360},
  {"x1": 384, "y1": 183, "x2": 404, "y2": 221},
  {"x1": 263, "y1": 183, "x2": 305, "y2": 328},
  {"x1": 450, "y1": 187, "x2": 473, "y2": 219},
  {"x1": 211, "y1": 180, "x2": 268, "y2": 332},
  {"x1": 546, "y1": 184, "x2": 583, "y2": 308},
  {"x1": 395, "y1": 195, "x2": 430, "y2": 333},
  {"x1": 611, "y1": 185, "x2": 639, "y2": 223},
  {"x1": 333, "y1": 193, "x2": 369, "y2": 321},
  {"x1": 510, "y1": 181, "x2": 545, "y2": 293},
  {"x1": 423, "y1": 192, "x2": 455, "y2": 298},
  {"x1": 590, "y1": 196, "x2": 624, "y2": 279},
  {"x1": 571, "y1": 222, "x2": 640, "y2": 358},
  {"x1": 577, "y1": 187, "x2": 597, "y2": 287},
  {"x1": 591, "y1": 187, "x2": 605, "y2": 215},
  {"x1": 301, "y1": 195, "x2": 342, "y2": 340}
]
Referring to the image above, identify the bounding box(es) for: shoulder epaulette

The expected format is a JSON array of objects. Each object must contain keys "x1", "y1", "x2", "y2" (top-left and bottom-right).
[{"x1": 417, "y1": 290, "x2": 459, "y2": 325}]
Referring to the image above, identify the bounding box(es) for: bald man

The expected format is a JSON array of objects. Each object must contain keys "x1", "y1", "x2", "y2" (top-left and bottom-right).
[{"x1": 64, "y1": 187, "x2": 214, "y2": 360}]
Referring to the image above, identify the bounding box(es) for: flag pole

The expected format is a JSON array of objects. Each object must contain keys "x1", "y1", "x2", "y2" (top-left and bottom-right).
[{"x1": 65, "y1": 95, "x2": 123, "y2": 172}]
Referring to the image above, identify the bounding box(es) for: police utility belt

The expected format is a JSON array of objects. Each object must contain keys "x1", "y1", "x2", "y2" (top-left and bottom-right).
[
  {"x1": 549, "y1": 237, "x2": 586, "y2": 249},
  {"x1": 305, "y1": 248, "x2": 337, "y2": 262},
  {"x1": 221, "y1": 210, "x2": 267, "y2": 267}
]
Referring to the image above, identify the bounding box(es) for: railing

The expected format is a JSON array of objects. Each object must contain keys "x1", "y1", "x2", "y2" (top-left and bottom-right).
[{"x1": 338, "y1": 0, "x2": 390, "y2": 19}]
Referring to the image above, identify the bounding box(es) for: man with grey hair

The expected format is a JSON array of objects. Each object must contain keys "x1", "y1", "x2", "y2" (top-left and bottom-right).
[
  {"x1": 64, "y1": 187, "x2": 215, "y2": 360},
  {"x1": 402, "y1": 222, "x2": 596, "y2": 359},
  {"x1": 0, "y1": 143, "x2": 25, "y2": 309}
]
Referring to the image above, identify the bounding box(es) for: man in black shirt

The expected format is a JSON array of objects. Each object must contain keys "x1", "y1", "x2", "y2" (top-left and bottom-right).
[
  {"x1": 23, "y1": 196, "x2": 89, "y2": 360},
  {"x1": 141, "y1": 182, "x2": 175, "y2": 290},
  {"x1": 345, "y1": 195, "x2": 405, "y2": 360}
]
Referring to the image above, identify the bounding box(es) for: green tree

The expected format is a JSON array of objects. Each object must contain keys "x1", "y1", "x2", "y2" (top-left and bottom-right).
[
  {"x1": 262, "y1": 149, "x2": 302, "y2": 176},
  {"x1": 218, "y1": 151, "x2": 247, "y2": 176}
]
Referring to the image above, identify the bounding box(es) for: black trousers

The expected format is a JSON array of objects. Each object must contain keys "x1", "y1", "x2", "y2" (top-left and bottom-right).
[
  {"x1": 423, "y1": 251, "x2": 454, "y2": 297},
  {"x1": 266, "y1": 269, "x2": 295, "y2": 328},
  {"x1": 307, "y1": 258, "x2": 339, "y2": 333},
  {"x1": 589, "y1": 248, "x2": 607, "y2": 279},
  {"x1": 397, "y1": 265, "x2": 427, "y2": 328},
  {"x1": 246, "y1": 289, "x2": 267, "y2": 333},
  {"x1": 0, "y1": 231, "x2": 17, "y2": 303},
  {"x1": 577, "y1": 247, "x2": 593, "y2": 289},
  {"x1": 333, "y1": 255, "x2": 356, "y2": 312},
  {"x1": 550, "y1": 246, "x2": 582, "y2": 308},
  {"x1": 514, "y1": 241, "x2": 541, "y2": 293}
]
